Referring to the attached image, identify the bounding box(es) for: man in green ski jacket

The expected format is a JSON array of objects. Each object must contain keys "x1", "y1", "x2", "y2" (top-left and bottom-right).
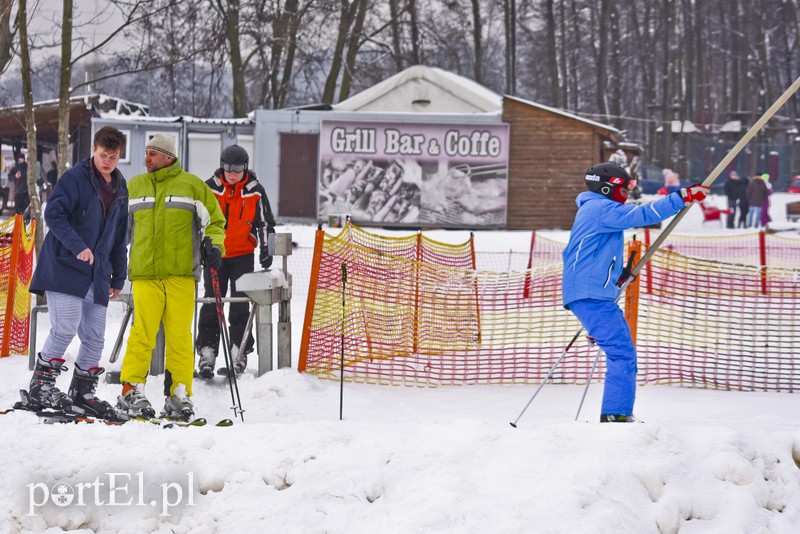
[{"x1": 117, "y1": 133, "x2": 226, "y2": 420}]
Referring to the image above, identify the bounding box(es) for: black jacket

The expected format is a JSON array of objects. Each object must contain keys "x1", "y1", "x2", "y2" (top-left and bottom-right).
[{"x1": 724, "y1": 176, "x2": 749, "y2": 202}]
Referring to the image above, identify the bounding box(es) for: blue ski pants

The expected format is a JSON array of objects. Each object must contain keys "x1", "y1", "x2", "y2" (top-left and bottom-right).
[{"x1": 568, "y1": 299, "x2": 637, "y2": 416}]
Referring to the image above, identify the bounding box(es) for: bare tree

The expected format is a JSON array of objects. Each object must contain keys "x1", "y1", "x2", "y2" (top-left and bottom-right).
[
  {"x1": 504, "y1": 0, "x2": 516, "y2": 95},
  {"x1": 544, "y1": 0, "x2": 559, "y2": 107},
  {"x1": 56, "y1": 0, "x2": 73, "y2": 177},
  {"x1": 0, "y1": 0, "x2": 13, "y2": 75},
  {"x1": 210, "y1": 0, "x2": 252, "y2": 117},
  {"x1": 322, "y1": 0, "x2": 358, "y2": 104},
  {"x1": 17, "y1": 0, "x2": 44, "y2": 254},
  {"x1": 470, "y1": 0, "x2": 484, "y2": 84}
]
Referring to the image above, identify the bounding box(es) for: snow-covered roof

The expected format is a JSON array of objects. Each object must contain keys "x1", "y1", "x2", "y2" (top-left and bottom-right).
[
  {"x1": 333, "y1": 65, "x2": 503, "y2": 114},
  {"x1": 656, "y1": 120, "x2": 698, "y2": 133},
  {"x1": 720, "y1": 120, "x2": 742, "y2": 133},
  {"x1": 0, "y1": 93, "x2": 149, "y2": 116},
  {"x1": 95, "y1": 114, "x2": 254, "y2": 125},
  {"x1": 504, "y1": 95, "x2": 621, "y2": 134}
]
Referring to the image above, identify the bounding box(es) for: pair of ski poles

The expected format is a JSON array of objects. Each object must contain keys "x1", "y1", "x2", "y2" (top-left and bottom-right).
[
  {"x1": 509, "y1": 74, "x2": 800, "y2": 428},
  {"x1": 203, "y1": 237, "x2": 246, "y2": 422}
]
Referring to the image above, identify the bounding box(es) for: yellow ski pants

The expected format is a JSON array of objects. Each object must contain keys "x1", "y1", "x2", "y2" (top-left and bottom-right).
[{"x1": 120, "y1": 277, "x2": 196, "y2": 396}]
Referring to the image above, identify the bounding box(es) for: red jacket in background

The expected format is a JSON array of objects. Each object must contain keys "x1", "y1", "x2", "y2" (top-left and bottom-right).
[{"x1": 206, "y1": 169, "x2": 276, "y2": 258}]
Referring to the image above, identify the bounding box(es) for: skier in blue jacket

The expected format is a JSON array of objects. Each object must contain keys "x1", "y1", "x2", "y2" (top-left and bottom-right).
[
  {"x1": 562, "y1": 162, "x2": 708, "y2": 422},
  {"x1": 24, "y1": 126, "x2": 129, "y2": 421}
]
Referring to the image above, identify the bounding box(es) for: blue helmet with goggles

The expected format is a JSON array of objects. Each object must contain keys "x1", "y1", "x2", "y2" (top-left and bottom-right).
[
  {"x1": 220, "y1": 144, "x2": 249, "y2": 173},
  {"x1": 584, "y1": 162, "x2": 634, "y2": 203}
]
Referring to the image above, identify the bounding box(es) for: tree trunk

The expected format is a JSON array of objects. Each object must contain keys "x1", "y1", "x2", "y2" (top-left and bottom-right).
[
  {"x1": 57, "y1": 0, "x2": 73, "y2": 177},
  {"x1": 408, "y1": 0, "x2": 420, "y2": 65},
  {"x1": 557, "y1": 0, "x2": 567, "y2": 108},
  {"x1": 17, "y1": 0, "x2": 44, "y2": 257},
  {"x1": 470, "y1": 0, "x2": 483, "y2": 84},
  {"x1": 338, "y1": 0, "x2": 368, "y2": 102},
  {"x1": 608, "y1": 3, "x2": 621, "y2": 129},
  {"x1": 0, "y1": 0, "x2": 13, "y2": 74},
  {"x1": 568, "y1": 0, "x2": 579, "y2": 110},
  {"x1": 389, "y1": 0, "x2": 404, "y2": 70},
  {"x1": 545, "y1": 0, "x2": 560, "y2": 107},
  {"x1": 322, "y1": 0, "x2": 353, "y2": 104},
  {"x1": 594, "y1": 0, "x2": 610, "y2": 120},
  {"x1": 276, "y1": 1, "x2": 310, "y2": 109},
  {"x1": 223, "y1": 0, "x2": 247, "y2": 117},
  {"x1": 504, "y1": 0, "x2": 516, "y2": 95}
]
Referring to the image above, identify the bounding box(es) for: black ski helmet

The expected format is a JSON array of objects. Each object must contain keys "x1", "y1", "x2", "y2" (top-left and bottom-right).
[
  {"x1": 220, "y1": 144, "x2": 249, "y2": 172},
  {"x1": 584, "y1": 162, "x2": 633, "y2": 200}
]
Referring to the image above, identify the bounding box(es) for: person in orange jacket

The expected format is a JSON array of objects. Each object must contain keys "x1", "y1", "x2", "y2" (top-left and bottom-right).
[{"x1": 196, "y1": 145, "x2": 276, "y2": 378}]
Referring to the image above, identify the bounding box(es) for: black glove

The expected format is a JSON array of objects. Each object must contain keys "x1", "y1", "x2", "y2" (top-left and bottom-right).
[
  {"x1": 202, "y1": 237, "x2": 222, "y2": 271},
  {"x1": 259, "y1": 246, "x2": 273, "y2": 270}
]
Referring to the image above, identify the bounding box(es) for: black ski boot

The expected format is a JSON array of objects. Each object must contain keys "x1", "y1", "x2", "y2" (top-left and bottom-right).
[
  {"x1": 26, "y1": 354, "x2": 73, "y2": 411},
  {"x1": 217, "y1": 351, "x2": 247, "y2": 377},
  {"x1": 68, "y1": 365, "x2": 129, "y2": 422},
  {"x1": 197, "y1": 350, "x2": 216, "y2": 379}
]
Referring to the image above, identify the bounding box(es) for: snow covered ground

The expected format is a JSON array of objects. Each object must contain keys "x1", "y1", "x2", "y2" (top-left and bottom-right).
[{"x1": 1, "y1": 194, "x2": 799, "y2": 533}]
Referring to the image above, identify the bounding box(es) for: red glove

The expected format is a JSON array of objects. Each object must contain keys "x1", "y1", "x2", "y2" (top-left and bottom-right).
[{"x1": 678, "y1": 184, "x2": 709, "y2": 205}]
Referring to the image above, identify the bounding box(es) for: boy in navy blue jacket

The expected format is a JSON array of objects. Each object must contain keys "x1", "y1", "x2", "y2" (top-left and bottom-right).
[
  {"x1": 24, "y1": 126, "x2": 129, "y2": 421},
  {"x1": 562, "y1": 162, "x2": 708, "y2": 422}
]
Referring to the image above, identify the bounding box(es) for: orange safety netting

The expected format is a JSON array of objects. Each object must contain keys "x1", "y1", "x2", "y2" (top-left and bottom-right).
[
  {"x1": 0, "y1": 215, "x2": 36, "y2": 356},
  {"x1": 299, "y1": 224, "x2": 800, "y2": 392}
]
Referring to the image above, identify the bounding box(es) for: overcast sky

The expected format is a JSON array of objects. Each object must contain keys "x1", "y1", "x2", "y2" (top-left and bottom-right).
[{"x1": 26, "y1": 0, "x2": 127, "y2": 61}]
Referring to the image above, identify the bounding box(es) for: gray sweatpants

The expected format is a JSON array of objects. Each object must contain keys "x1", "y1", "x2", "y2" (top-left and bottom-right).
[{"x1": 40, "y1": 287, "x2": 108, "y2": 369}]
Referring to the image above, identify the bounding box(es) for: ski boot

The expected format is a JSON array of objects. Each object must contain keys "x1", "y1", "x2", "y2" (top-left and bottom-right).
[
  {"x1": 161, "y1": 384, "x2": 194, "y2": 421},
  {"x1": 600, "y1": 414, "x2": 640, "y2": 423},
  {"x1": 117, "y1": 383, "x2": 156, "y2": 419},
  {"x1": 218, "y1": 350, "x2": 247, "y2": 378},
  {"x1": 69, "y1": 365, "x2": 129, "y2": 422},
  {"x1": 25, "y1": 354, "x2": 73, "y2": 411},
  {"x1": 197, "y1": 350, "x2": 216, "y2": 380}
]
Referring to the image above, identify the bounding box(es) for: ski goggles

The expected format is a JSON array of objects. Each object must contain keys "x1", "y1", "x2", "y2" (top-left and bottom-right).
[
  {"x1": 222, "y1": 163, "x2": 246, "y2": 173},
  {"x1": 609, "y1": 176, "x2": 637, "y2": 190}
]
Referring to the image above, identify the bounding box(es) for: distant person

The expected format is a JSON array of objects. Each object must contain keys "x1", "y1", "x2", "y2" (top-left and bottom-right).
[
  {"x1": 11, "y1": 154, "x2": 29, "y2": 216},
  {"x1": 562, "y1": 162, "x2": 708, "y2": 423},
  {"x1": 42, "y1": 161, "x2": 59, "y2": 202},
  {"x1": 723, "y1": 171, "x2": 750, "y2": 228},
  {"x1": 657, "y1": 171, "x2": 681, "y2": 195},
  {"x1": 196, "y1": 145, "x2": 276, "y2": 379},
  {"x1": 24, "y1": 126, "x2": 129, "y2": 421},
  {"x1": 746, "y1": 174, "x2": 769, "y2": 228},
  {"x1": 116, "y1": 133, "x2": 226, "y2": 421},
  {"x1": 46, "y1": 161, "x2": 58, "y2": 187}
]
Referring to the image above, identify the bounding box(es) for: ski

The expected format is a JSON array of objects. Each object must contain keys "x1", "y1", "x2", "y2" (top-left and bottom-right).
[
  {"x1": 5, "y1": 388, "x2": 232, "y2": 427},
  {"x1": 132, "y1": 416, "x2": 234, "y2": 428},
  {"x1": 133, "y1": 416, "x2": 207, "y2": 427},
  {"x1": 0, "y1": 407, "x2": 126, "y2": 425},
  {"x1": 2, "y1": 407, "x2": 232, "y2": 428}
]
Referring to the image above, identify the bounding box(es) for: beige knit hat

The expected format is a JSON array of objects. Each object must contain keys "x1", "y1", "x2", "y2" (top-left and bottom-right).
[{"x1": 145, "y1": 133, "x2": 177, "y2": 160}]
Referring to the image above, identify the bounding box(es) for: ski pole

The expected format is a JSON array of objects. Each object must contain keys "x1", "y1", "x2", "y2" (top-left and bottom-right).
[
  {"x1": 574, "y1": 345, "x2": 602, "y2": 421},
  {"x1": 510, "y1": 250, "x2": 636, "y2": 427},
  {"x1": 211, "y1": 266, "x2": 245, "y2": 422},
  {"x1": 509, "y1": 327, "x2": 584, "y2": 427},
  {"x1": 339, "y1": 263, "x2": 347, "y2": 421}
]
